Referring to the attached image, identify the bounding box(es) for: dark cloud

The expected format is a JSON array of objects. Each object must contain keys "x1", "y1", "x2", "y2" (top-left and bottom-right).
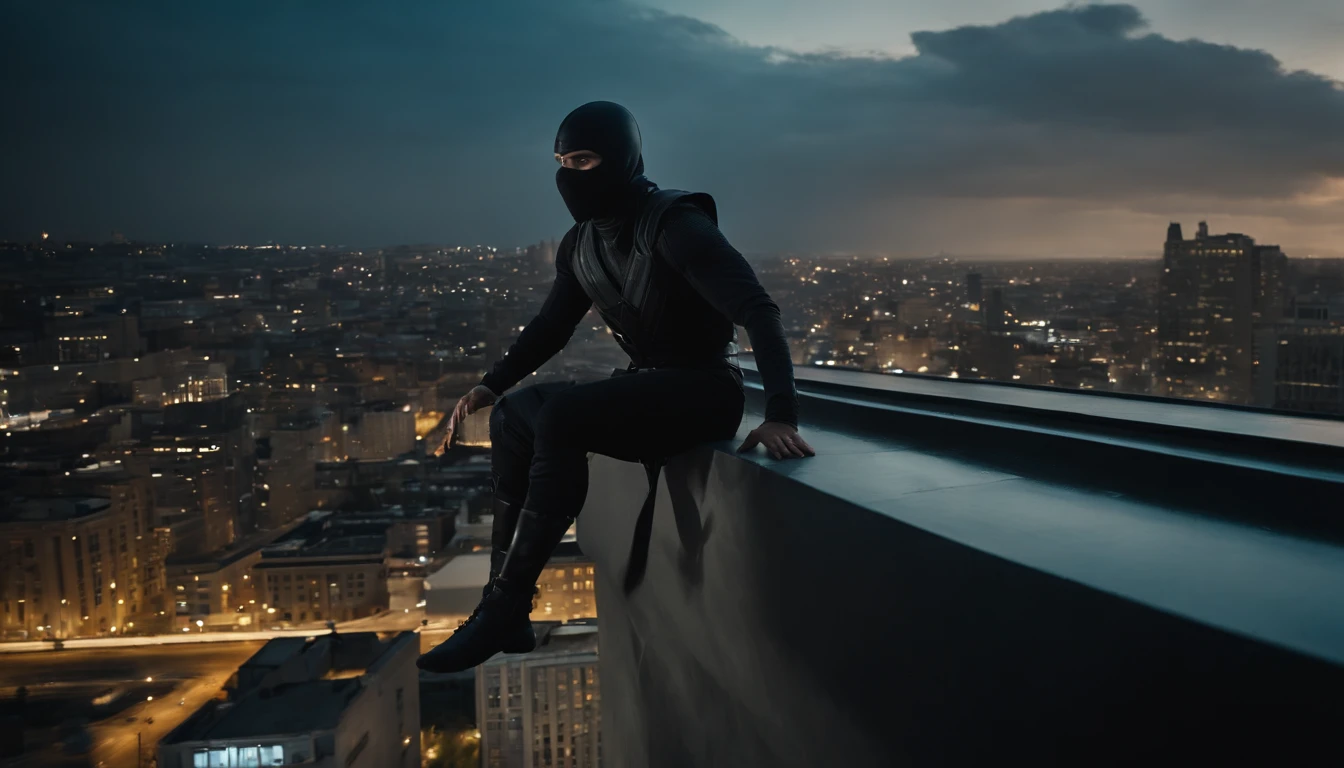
[{"x1": 2, "y1": 1, "x2": 1342, "y2": 256}]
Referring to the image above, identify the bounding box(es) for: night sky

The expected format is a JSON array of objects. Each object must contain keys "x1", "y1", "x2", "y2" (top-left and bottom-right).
[{"x1": 3, "y1": 0, "x2": 1343, "y2": 258}]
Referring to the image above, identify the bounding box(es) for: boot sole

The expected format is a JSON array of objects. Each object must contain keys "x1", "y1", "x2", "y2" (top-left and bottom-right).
[{"x1": 500, "y1": 628, "x2": 536, "y2": 654}]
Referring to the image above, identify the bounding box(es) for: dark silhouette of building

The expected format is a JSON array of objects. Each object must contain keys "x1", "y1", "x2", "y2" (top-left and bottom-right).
[
  {"x1": 1253, "y1": 297, "x2": 1344, "y2": 414},
  {"x1": 966, "y1": 272, "x2": 983, "y2": 306},
  {"x1": 1157, "y1": 221, "x2": 1288, "y2": 403},
  {"x1": 984, "y1": 288, "x2": 1008, "y2": 333}
]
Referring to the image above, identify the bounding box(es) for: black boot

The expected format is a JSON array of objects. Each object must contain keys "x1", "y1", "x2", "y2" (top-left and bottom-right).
[
  {"x1": 417, "y1": 510, "x2": 573, "y2": 673},
  {"x1": 483, "y1": 498, "x2": 533, "y2": 654}
]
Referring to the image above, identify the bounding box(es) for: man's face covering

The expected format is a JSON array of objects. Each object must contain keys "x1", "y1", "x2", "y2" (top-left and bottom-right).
[{"x1": 554, "y1": 101, "x2": 645, "y2": 223}]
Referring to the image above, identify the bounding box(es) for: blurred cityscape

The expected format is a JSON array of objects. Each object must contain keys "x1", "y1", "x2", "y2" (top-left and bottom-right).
[{"x1": 0, "y1": 222, "x2": 1341, "y2": 767}]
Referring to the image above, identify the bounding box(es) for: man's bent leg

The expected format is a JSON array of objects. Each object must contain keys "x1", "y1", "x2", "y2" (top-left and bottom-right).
[
  {"x1": 486, "y1": 382, "x2": 578, "y2": 582},
  {"x1": 419, "y1": 382, "x2": 577, "y2": 672},
  {"x1": 525, "y1": 367, "x2": 745, "y2": 519},
  {"x1": 417, "y1": 368, "x2": 743, "y2": 673}
]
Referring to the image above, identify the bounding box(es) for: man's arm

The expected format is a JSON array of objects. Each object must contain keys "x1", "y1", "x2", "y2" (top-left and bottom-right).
[
  {"x1": 656, "y1": 204, "x2": 800, "y2": 428},
  {"x1": 480, "y1": 229, "x2": 593, "y2": 396}
]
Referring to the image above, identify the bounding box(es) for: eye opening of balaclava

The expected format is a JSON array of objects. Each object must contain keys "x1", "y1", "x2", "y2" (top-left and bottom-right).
[{"x1": 554, "y1": 101, "x2": 645, "y2": 223}]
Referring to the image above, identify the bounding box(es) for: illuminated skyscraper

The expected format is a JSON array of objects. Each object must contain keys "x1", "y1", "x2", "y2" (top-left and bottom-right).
[{"x1": 1157, "y1": 222, "x2": 1287, "y2": 403}]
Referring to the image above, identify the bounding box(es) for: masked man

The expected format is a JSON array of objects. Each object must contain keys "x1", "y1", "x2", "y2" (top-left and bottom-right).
[{"x1": 417, "y1": 101, "x2": 813, "y2": 673}]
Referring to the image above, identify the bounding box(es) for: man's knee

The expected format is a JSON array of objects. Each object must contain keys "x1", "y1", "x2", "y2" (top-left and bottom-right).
[
  {"x1": 533, "y1": 392, "x2": 585, "y2": 451},
  {"x1": 488, "y1": 396, "x2": 509, "y2": 444}
]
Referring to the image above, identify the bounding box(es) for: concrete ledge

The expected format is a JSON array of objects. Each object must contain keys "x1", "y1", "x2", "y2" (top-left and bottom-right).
[{"x1": 578, "y1": 405, "x2": 1344, "y2": 766}]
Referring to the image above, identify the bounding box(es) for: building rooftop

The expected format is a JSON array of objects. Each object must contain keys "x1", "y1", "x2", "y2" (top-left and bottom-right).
[
  {"x1": 256, "y1": 513, "x2": 388, "y2": 563},
  {"x1": 484, "y1": 623, "x2": 600, "y2": 668},
  {"x1": 195, "y1": 677, "x2": 362, "y2": 739},
  {"x1": 425, "y1": 551, "x2": 490, "y2": 591},
  {"x1": 166, "y1": 520, "x2": 303, "y2": 568},
  {"x1": 0, "y1": 495, "x2": 110, "y2": 523},
  {"x1": 244, "y1": 636, "x2": 313, "y2": 669},
  {"x1": 426, "y1": 540, "x2": 587, "y2": 591},
  {"x1": 165, "y1": 631, "x2": 414, "y2": 745}
]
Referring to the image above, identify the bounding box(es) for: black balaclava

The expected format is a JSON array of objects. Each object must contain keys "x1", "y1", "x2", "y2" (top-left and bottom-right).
[{"x1": 554, "y1": 101, "x2": 645, "y2": 223}]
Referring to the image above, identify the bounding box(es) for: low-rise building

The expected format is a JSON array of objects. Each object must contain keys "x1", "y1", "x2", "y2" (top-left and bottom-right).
[
  {"x1": 158, "y1": 631, "x2": 420, "y2": 768},
  {"x1": 166, "y1": 534, "x2": 272, "y2": 632},
  {"x1": 255, "y1": 531, "x2": 389, "y2": 625}
]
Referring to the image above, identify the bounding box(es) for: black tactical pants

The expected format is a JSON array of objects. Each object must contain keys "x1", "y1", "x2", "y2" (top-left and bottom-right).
[{"x1": 488, "y1": 366, "x2": 744, "y2": 519}]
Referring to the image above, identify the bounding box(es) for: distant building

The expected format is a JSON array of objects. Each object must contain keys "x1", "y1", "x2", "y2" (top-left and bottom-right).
[
  {"x1": 134, "y1": 362, "x2": 229, "y2": 407},
  {"x1": 118, "y1": 395, "x2": 256, "y2": 551},
  {"x1": 983, "y1": 288, "x2": 1009, "y2": 333},
  {"x1": 158, "y1": 631, "x2": 420, "y2": 768},
  {"x1": 46, "y1": 310, "x2": 142, "y2": 364},
  {"x1": 330, "y1": 506, "x2": 456, "y2": 571},
  {"x1": 254, "y1": 526, "x2": 390, "y2": 625},
  {"x1": 166, "y1": 531, "x2": 277, "y2": 632},
  {"x1": 424, "y1": 538, "x2": 596, "y2": 623},
  {"x1": 258, "y1": 420, "x2": 322, "y2": 529},
  {"x1": 1157, "y1": 221, "x2": 1288, "y2": 403},
  {"x1": 342, "y1": 407, "x2": 416, "y2": 460},
  {"x1": 0, "y1": 490, "x2": 164, "y2": 639},
  {"x1": 68, "y1": 466, "x2": 166, "y2": 625},
  {"x1": 526, "y1": 239, "x2": 557, "y2": 271},
  {"x1": 1252, "y1": 299, "x2": 1344, "y2": 415},
  {"x1": 478, "y1": 624, "x2": 602, "y2": 768},
  {"x1": 453, "y1": 405, "x2": 493, "y2": 447},
  {"x1": 966, "y1": 272, "x2": 983, "y2": 306},
  {"x1": 1270, "y1": 331, "x2": 1344, "y2": 414}
]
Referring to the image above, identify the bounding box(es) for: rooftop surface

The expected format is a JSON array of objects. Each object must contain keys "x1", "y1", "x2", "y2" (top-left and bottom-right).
[
  {"x1": 426, "y1": 539, "x2": 587, "y2": 590},
  {"x1": 166, "y1": 631, "x2": 411, "y2": 744},
  {"x1": 194, "y1": 677, "x2": 361, "y2": 739},
  {"x1": 242, "y1": 636, "x2": 312, "y2": 669},
  {"x1": 0, "y1": 495, "x2": 111, "y2": 523},
  {"x1": 424, "y1": 551, "x2": 490, "y2": 590},
  {"x1": 485, "y1": 623, "x2": 600, "y2": 668}
]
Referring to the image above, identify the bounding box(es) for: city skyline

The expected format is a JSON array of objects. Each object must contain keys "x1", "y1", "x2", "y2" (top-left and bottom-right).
[
  {"x1": 4, "y1": 1, "x2": 1344, "y2": 258},
  {"x1": 1, "y1": 214, "x2": 1340, "y2": 766},
  {"x1": 3, "y1": 4, "x2": 1342, "y2": 765}
]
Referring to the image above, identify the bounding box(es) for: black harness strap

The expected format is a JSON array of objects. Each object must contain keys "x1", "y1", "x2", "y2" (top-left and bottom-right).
[
  {"x1": 571, "y1": 188, "x2": 718, "y2": 320},
  {"x1": 573, "y1": 224, "x2": 623, "y2": 310},
  {"x1": 622, "y1": 457, "x2": 664, "y2": 594}
]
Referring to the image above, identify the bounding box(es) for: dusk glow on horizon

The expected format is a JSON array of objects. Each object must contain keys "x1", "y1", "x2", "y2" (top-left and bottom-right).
[{"x1": 3, "y1": 0, "x2": 1343, "y2": 258}]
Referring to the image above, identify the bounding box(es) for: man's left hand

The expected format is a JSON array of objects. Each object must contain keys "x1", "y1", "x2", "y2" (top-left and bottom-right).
[{"x1": 737, "y1": 421, "x2": 816, "y2": 460}]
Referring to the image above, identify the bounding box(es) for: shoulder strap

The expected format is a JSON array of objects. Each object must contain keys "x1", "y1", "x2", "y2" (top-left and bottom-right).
[
  {"x1": 624, "y1": 189, "x2": 717, "y2": 311},
  {"x1": 571, "y1": 221, "x2": 623, "y2": 311}
]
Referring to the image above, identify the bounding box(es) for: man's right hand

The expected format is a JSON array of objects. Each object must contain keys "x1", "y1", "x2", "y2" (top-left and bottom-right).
[{"x1": 435, "y1": 385, "x2": 498, "y2": 456}]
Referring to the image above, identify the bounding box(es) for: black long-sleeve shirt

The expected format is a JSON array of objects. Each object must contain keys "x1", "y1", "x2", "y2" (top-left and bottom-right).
[{"x1": 480, "y1": 204, "x2": 799, "y2": 427}]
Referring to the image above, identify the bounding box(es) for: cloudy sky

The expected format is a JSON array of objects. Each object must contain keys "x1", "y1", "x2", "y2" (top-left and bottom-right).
[{"x1": 3, "y1": 0, "x2": 1343, "y2": 258}]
